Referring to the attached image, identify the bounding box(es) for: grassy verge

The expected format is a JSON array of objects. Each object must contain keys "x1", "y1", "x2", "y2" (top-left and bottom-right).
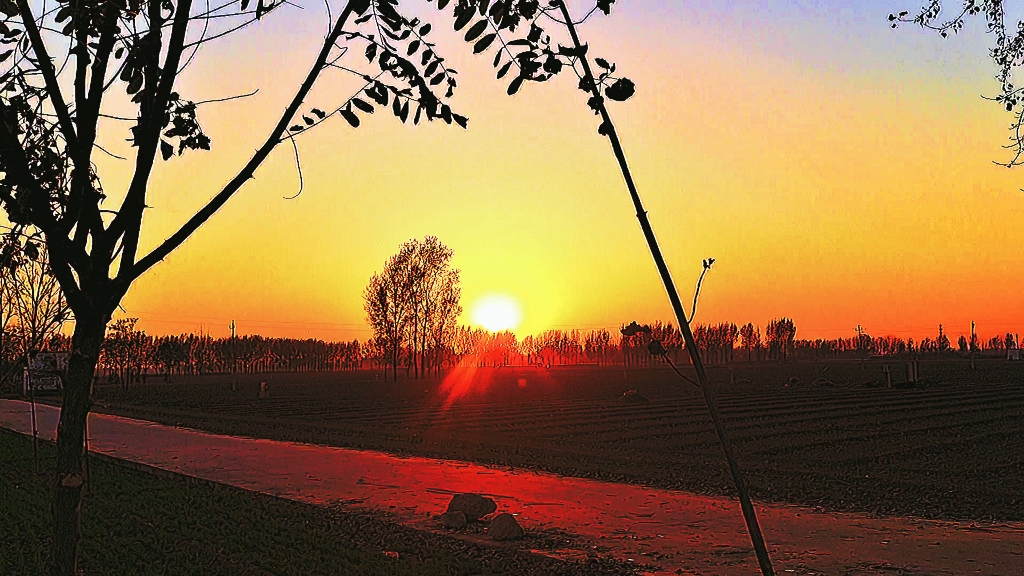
[{"x1": 0, "y1": 431, "x2": 633, "y2": 576}]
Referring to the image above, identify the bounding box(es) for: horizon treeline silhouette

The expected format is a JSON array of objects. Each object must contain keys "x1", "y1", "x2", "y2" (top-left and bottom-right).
[{"x1": 5, "y1": 317, "x2": 1015, "y2": 392}]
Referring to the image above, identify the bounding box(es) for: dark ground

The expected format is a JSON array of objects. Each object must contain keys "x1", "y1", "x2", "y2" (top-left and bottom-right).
[
  {"x1": 0, "y1": 431, "x2": 636, "y2": 576},
  {"x1": 83, "y1": 358, "x2": 1024, "y2": 522}
]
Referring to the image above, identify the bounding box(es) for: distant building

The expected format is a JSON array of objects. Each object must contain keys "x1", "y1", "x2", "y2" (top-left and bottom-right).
[{"x1": 1009, "y1": 348, "x2": 1021, "y2": 361}]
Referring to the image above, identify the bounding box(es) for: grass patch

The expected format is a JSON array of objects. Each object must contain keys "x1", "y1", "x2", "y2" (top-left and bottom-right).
[{"x1": 0, "y1": 431, "x2": 632, "y2": 576}]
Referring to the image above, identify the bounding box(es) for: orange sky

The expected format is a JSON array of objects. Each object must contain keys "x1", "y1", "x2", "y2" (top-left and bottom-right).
[{"x1": 75, "y1": 1, "x2": 1024, "y2": 343}]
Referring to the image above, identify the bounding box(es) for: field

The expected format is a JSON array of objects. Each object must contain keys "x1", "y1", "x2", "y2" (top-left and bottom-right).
[{"x1": 89, "y1": 358, "x2": 1024, "y2": 522}]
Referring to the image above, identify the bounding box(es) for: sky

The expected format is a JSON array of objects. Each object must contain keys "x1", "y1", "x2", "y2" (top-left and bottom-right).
[{"x1": 83, "y1": 0, "x2": 1024, "y2": 342}]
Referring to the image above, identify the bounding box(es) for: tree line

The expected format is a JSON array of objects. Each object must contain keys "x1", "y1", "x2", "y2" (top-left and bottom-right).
[{"x1": 92, "y1": 324, "x2": 366, "y2": 390}]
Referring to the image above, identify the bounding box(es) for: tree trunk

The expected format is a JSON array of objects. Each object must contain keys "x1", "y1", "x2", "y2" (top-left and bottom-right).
[{"x1": 52, "y1": 313, "x2": 106, "y2": 576}]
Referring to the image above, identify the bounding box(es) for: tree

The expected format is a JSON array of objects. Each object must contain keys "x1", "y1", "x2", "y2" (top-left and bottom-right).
[
  {"x1": 765, "y1": 318, "x2": 797, "y2": 362},
  {"x1": 937, "y1": 324, "x2": 951, "y2": 353},
  {"x1": 1, "y1": 237, "x2": 72, "y2": 375},
  {"x1": 364, "y1": 237, "x2": 460, "y2": 380},
  {"x1": 99, "y1": 318, "x2": 150, "y2": 391},
  {"x1": 739, "y1": 322, "x2": 760, "y2": 362},
  {"x1": 892, "y1": 3, "x2": 1024, "y2": 168},
  {"x1": 0, "y1": 0, "x2": 474, "y2": 570},
  {"x1": 430, "y1": 0, "x2": 772, "y2": 568}
]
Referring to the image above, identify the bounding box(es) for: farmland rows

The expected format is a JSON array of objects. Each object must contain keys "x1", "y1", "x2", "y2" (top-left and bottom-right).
[{"x1": 94, "y1": 361, "x2": 1024, "y2": 521}]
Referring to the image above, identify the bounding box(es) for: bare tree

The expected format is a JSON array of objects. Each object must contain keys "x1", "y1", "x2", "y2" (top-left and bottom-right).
[{"x1": 6, "y1": 240, "x2": 72, "y2": 359}]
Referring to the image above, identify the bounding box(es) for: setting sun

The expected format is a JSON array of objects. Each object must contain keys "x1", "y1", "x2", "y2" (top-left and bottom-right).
[{"x1": 471, "y1": 295, "x2": 522, "y2": 332}]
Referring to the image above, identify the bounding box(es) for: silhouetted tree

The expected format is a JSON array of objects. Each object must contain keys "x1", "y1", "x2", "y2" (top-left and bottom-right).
[
  {"x1": 765, "y1": 318, "x2": 797, "y2": 362},
  {"x1": 937, "y1": 324, "x2": 952, "y2": 353},
  {"x1": 99, "y1": 318, "x2": 150, "y2": 391},
  {"x1": 365, "y1": 237, "x2": 461, "y2": 379},
  {"x1": 2, "y1": 239, "x2": 72, "y2": 369},
  {"x1": 739, "y1": 323, "x2": 760, "y2": 362},
  {"x1": 892, "y1": 3, "x2": 1024, "y2": 168},
  {"x1": 435, "y1": 0, "x2": 773, "y2": 566},
  {"x1": 0, "y1": 0, "x2": 475, "y2": 568}
]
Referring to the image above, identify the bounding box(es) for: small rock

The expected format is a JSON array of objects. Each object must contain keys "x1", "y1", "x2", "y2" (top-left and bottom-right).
[
  {"x1": 446, "y1": 493, "x2": 497, "y2": 522},
  {"x1": 440, "y1": 511, "x2": 467, "y2": 529},
  {"x1": 620, "y1": 389, "x2": 650, "y2": 403},
  {"x1": 488, "y1": 513, "x2": 524, "y2": 541}
]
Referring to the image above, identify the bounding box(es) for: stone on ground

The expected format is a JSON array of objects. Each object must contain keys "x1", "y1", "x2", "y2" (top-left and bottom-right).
[
  {"x1": 446, "y1": 493, "x2": 497, "y2": 522},
  {"x1": 439, "y1": 510, "x2": 467, "y2": 529},
  {"x1": 488, "y1": 513, "x2": 524, "y2": 541}
]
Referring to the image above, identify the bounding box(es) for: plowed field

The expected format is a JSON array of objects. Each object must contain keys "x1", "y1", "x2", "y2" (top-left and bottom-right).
[{"x1": 91, "y1": 359, "x2": 1024, "y2": 521}]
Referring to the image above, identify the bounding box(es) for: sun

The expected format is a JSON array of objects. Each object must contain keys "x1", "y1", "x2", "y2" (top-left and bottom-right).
[{"x1": 472, "y1": 295, "x2": 522, "y2": 332}]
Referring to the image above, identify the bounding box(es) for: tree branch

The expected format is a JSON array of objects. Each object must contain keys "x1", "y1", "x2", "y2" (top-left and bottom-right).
[
  {"x1": 114, "y1": 0, "x2": 196, "y2": 277},
  {"x1": 15, "y1": 0, "x2": 79, "y2": 150},
  {"x1": 127, "y1": 0, "x2": 364, "y2": 282}
]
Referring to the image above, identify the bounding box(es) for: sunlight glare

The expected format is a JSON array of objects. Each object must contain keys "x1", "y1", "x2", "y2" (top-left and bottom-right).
[{"x1": 472, "y1": 295, "x2": 521, "y2": 332}]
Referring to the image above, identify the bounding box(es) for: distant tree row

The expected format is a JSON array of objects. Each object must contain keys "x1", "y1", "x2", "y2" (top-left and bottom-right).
[
  {"x1": 94, "y1": 321, "x2": 365, "y2": 391},
  {"x1": 51, "y1": 315, "x2": 1022, "y2": 391}
]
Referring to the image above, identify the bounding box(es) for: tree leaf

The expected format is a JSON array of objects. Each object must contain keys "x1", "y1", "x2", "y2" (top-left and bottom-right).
[
  {"x1": 437, "y1": 0, "x2": 450, "y2": 10},
  {"x1": 595, "y1": 57, "x2": 610, "y2": 69},
  {"x1": 160, "y1": 140, "x2": 174, "y2": 161},
  {"x1": 303, "y1": 115, "x2": 314, "y2": 125},
  {"x1": 473, "y1": 33, "x2": 496, "y2": 54},
  {"x1": 464, "y1": 20, "x2": 488, "y2": 42},
  {"x1": 604, "y1": 77, "x2": 635, "y2": 101},
  {"x1": 496, "y1": 60, "x2": 513, "y2": 79},
  {"x1": 407, "y1": 40, "x2": 420, "y2": 56},
  {"x1": 452, "y1": 113, "x2": 468, "y2": 129},
  {"x1": 453, "y1": 8, "x2": 473, "y2": 30},
  {"x1": 430, "y1": 73, "x2": 445, "y2": 85},
  {"x1": 351, "y1": 98, "x2": 374, "y2": 114},
  {"x1": 365, "y1": 43, "x2": 377, "y2": 62},
  {"x1": 507, "y1": 75, "x2": 524, "y2": 95},
  {"x1": 312, "y1": 108, "x2": 326, "y2": 119},
  {"x1": 542, "y1": 54, "x2": 562, "y2": 74},
  {"x1": 340, "y1": 108, "x2": 360, "y2": 128},
  {"x1": 420, "y1": 23, "x2": 431, "y2": 35}
]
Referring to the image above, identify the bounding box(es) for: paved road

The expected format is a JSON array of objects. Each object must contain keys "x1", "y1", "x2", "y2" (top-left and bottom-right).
[{"x1": 2, "y1": 399, "x2": 1021, "y2": 575}]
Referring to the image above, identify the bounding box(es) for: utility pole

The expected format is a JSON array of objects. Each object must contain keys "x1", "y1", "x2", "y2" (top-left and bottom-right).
[
  {"x1": 230, "y1": 320, "x2": 237, "y2": 389},
  {"x1": 856, "y1": 325, "x2": 865, "y2": 367},
  {"x1": 970, "y1": 321, "x2": 977, "y2": 371}
]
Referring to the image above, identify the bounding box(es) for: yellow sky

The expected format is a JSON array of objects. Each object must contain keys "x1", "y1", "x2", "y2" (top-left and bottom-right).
[{"x1": 81, "y1": 1, "x2": 1024, "y2": 343}]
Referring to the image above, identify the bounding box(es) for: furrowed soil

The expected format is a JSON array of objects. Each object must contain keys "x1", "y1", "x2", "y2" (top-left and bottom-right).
[{"x1": 86, "y1": 359, "x2": 1024, "y2": 522}]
